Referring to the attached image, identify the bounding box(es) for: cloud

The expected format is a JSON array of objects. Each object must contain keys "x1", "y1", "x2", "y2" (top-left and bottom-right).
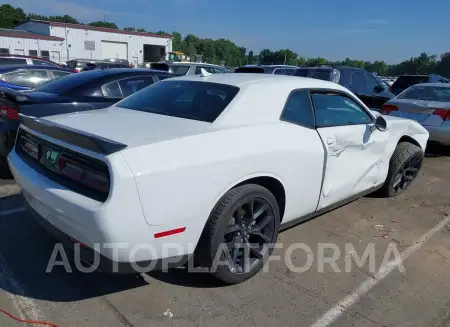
[
  {"x1": 340, "y1": 28, "x2": 378, "y2": 34},
  {"x1": 362, "y1": 19, "x2": 387, "y2": 25}
]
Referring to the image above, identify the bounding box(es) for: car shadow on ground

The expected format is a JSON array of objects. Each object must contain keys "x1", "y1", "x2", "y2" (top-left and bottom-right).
[
  {"x1": 425, "y1": 143, "x2": 450, "y2": 157},
  {"x1": 147, "y1": 265, "x2": 227, "y2": 288}
]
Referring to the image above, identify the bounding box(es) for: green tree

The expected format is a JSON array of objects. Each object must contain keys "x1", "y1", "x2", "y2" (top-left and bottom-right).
[
  {"x1": 0, "y1": 4, "x2": 26, "y2": 28},
  {"x1": 137, "y1": 28, "x2": 146, "y2": 32},
  {"x1": 247, "y1": 51, "x2": 254, "y2": 65},
  {"x1": 124, "y1": 27, "x2": 136, "y2": 31},
  {"x1": 88, "y1": 21, "x2": 118, "y2": 29}
]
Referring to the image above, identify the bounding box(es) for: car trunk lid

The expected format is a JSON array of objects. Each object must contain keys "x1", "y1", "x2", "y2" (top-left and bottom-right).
[
  {"x1": 382, "y1": 99, "x2": 450, "y2": 127},
  {"x1": 44, "y1": 106, "x2": 212, "y2": 145}
]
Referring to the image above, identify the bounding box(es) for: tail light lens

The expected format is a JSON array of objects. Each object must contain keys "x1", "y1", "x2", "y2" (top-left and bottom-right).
[
  {"x1": 381, "y1": 104, "x2": 398, "y2": 115},
  {"x1": 433, "y1": 109, "x2": 450, "y2": 121},
  {"x1": 0, "y1": 104, "x2": 19, "y2": 119},
  {"x1": 58, "y1": 156, "x2": 109, "y2": 193},
  {"x1": 72, "y1": 69, "x2": 79, "y2": 73}
]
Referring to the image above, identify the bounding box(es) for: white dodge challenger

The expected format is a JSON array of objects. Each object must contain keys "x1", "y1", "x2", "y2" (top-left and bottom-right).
[{"x1": 8, "y1": 73, "x2": 429, "y2": 284}]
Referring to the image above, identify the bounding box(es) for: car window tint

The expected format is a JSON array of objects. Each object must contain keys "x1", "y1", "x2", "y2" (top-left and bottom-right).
[
  {"x1": 0, "y1": 58, "x2": 27, "y2": 66},
  {"x1": 195, "y1": 66, "x2": 216, "y2": 74},
  {"x1": 32, "y1": 59, "x2": 51, "y2": 66},
  {"x1": 101, "y1": 81, "x2": 122, "y2": 98},
  {"x1": 119, "y1": 76, "x2": 155, "y2": 97},
  {"x1": 351, "y1": 72, "x2": 366, "y2": 93},
  {"x1": 116, "y1": 80, "x2": 240, "y2": 123},
  {"x1": 273, "y1": 68, "x2": 285, "y2": 75},
  {"x1": 311, "y1": 93, "x2": 372, "y2": 127},
  {"x1": 170, "y1": 65, "x2": 190, "y2": 75},
  {"x1": 51, "y1": 70, "x2": 71, "y2": 80},
  {"x1": 155, "y1": 74, "x2": 172, "y2": 81},
  {"x1": 398, "y1": 85, "x2": 450, "y2": 102},
  {"x1": 391, "y1": 76, "x2": 428, "y2": 89},
  {"x1": 365, "y1": 73, "x2": 379, "y2": 91},
  {"x1": 339, "y1": 70, "x2": 352, "y2": 87},
  {"x1": 281, "y1": 90, "x2": 315, "y2": 128},
  {"x1": 3, "y1": 69, "x2": 49, "y2": 87},
  {"x1": 284, "y1": 69, "x2": 295, "y2": 75}
]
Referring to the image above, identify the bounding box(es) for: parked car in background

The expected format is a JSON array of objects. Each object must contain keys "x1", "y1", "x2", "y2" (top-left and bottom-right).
[
  {"x1": 234, "y1": 65, "x2": 298, "y2": 75},
  {"x1": 0, "y1": 65, "x2": 74, "y2": 90},
  {"x1": 9, "y1": 74, "x2": 428, "y2": 284},
  {"x1": 82, "y1": 61, "x2": 130, "y2": 71},
  {"x1": 390, "y1": 74, "x2": 450, "y2": 95},
  {"x1": 0, "y1": 68, "x2": 177, "y2": 175},
  {"x1": 381, "y1": 83, "x2": 450, "y2": 146},
  {"x1": 66, "y1": 59, "x2": 103, "y2": 72},
  {"x1": 103, "y1": 58, "x2": 132, "y2": 67},
  {"x1": 150, "y1": 62, "x2": 229, "y2": 75},
  {"x1": 0, "y1": 54, "x2": 63, "y2": 68},
  {"x1": 294, "y1": 66, "x2": 394, "y2": 110}
]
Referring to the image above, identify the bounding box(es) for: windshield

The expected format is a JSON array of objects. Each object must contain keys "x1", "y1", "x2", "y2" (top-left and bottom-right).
[
  {"x1": 116, "y1": 80, "x2": 240, "y2": 123},
  {"x1": 34, "y1": 71, "x2": 102, "y2": 94},
  {"x1": 398, "y1": 85, "x2": 450, "y2": 102},
  {"x1": 294, "y1": 68, "x2": 332, "y2": 81}
]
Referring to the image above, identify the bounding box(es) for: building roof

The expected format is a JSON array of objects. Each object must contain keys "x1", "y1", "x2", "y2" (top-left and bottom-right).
[
  {"x1": 29, "y1": 19, "x2": 172, "y2": 39},
  {"x1": 0, "y1": 28, "x2": 64, "y2": 41}
]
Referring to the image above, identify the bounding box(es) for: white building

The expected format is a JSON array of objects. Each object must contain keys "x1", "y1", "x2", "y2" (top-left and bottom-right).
[{"x1": 0, "y1": 19, "x2": 172, "y2": 66}]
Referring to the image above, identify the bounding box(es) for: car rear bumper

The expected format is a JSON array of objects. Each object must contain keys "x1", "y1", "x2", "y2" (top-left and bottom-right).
[
  {"x1": 8, "y1": 148, "x2": 197, "y2": 268},
  {"x1": 22, "y1": 197, "x2": 189, "y2": 274},
  {"x1": 425, "y1": 123, "x2": 450, "y2": 146}
]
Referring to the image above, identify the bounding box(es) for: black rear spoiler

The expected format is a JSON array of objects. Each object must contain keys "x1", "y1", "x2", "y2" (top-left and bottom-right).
[
  {"x1": 0, "y1": 87, "x2": 30, "y2": 103},
  {"x1": 20, "y1": 115, "x2": 127, "y2": 155}
]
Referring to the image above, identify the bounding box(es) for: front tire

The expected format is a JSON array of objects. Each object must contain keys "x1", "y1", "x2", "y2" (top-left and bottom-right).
[
  {"x1": 379, "y1": 142, "x2": 423, "y2": 197},
  {"x1": 196, "y1": 184, "x2": 280, "y2": 284}
]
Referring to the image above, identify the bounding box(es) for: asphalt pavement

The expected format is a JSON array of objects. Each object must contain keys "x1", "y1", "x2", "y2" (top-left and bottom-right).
[{"x1": 0, "y1": 152, "x2": 449, "y2": 327}]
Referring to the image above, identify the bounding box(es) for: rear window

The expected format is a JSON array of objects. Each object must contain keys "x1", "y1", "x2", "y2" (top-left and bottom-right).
[
  {"x1": 116, "y1": 80, "x2": 240, "y2": 123},
  {"x1": 34, "y1": 71, "x2": 102, "y2": 94},
  {"x1": 392, "y1": 76, "x2": 428, "y2": 89},
  {"x1": 397, "y1": 85, "x2": 450, "y2": 102},
  {"x1": 0, "y1": 58, "x2": 27, "y2": 66},
  {"x1": 66, "y1": 61, "x2": 87, "y2": 69},
  {"x1": 234, "y1": 67, "x2": 266, "y2": 73},
  {"x1": 294, "y1": 68, "x2": 332, "y2": 81}
]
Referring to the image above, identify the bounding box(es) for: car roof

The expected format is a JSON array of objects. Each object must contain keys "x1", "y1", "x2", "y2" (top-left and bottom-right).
[
  {"x1": 162, "y1": 72, "x2": 348, "y2": 90},
  {"x1": 0, "y1": 65, "x2": 71, "y2": 72}
]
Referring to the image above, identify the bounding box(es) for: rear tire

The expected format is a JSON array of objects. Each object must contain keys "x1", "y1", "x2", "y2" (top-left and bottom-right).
[
  {"x1": 379, "y1": 142, "x2": 423, "y2": 197},
  {"x1": 196, "y1": 184, "x2": 280, "y2": 284}
]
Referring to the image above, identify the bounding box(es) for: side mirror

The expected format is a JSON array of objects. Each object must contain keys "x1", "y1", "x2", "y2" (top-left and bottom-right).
[
  {"x1": 373, "y1": 85, "x2": 384, "y2": 93},
  {"x1": 375, "y1": 115, "x2": 388, "y2": 132}
]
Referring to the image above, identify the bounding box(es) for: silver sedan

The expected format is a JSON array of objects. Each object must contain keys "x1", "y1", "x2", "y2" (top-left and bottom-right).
[{"x1": 381, "y1": 83, "x2": 450, "y2": 146}]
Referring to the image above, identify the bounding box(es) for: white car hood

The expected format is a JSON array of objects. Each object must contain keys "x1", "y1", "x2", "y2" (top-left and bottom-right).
[{"x1": 43, "y1": 106, "x2": 212, "y2": 145}]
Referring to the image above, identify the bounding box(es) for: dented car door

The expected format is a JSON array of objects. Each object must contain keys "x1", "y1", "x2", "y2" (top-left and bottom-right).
[{"x1": 311, "y1": 91, "x2": 389, "y2": 210}]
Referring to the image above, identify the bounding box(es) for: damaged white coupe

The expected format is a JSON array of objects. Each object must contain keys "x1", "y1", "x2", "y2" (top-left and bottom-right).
[{"x1": 9, "y1": 73, "x2": 429, "y2": 284}]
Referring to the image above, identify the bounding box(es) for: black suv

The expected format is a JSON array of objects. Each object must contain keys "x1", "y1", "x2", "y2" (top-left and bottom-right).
[
  {"x1": 390, "y1": 74, "x2": 450, "y2": 95},
  {"x1": 294, "y1": 66, "x2": 394, "y2": 110}
]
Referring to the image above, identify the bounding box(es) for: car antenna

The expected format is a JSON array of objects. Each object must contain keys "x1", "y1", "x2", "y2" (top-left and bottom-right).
[{"x1": 199, "y1": 68, "x2": 213, "y2": 77}]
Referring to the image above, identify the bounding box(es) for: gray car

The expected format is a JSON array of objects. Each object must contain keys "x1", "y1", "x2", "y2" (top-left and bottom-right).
[
  {"x1": 150, "y1": 62, "x2": 228, "y2": 75},
  {"x1": 381, "y1": 83, "x2": 450, "y2": 146}
]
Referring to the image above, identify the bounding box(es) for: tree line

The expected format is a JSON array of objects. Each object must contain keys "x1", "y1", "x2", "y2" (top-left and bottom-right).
[{"x1": 1, "y1": 4, "x2": 450, "y2": 77}]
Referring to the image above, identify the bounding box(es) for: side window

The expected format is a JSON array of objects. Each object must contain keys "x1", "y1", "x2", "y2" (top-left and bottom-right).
[
  {"x1": 32, "y1": 59, "x2": 50, "y2": 66},
  {"x1": 284, "y1": 69, "x2": 295, "y2": 75},
  {"x1": 195, "y1": 66, "x2": 215, "y2": 74},
  {"x1": 339, "y1": 70, "x2": 352, "y2": 87},
  {"x1": 155, "y1": 74, "x2": 171, "y2": 81},
  {"x1": 3, "y1": 69, "x2": 49, "y2": 87},
  {"x1": 311, "y1": 93, "x2": 373, "y2": 127},
  {"x1": 281, "y1": 90, "x2": 315, "y2": 128},
  {"x1": 101, "y1": 81, "x2": 122, "y2": 98},
  {"x1": 273, "y1": 68, "x2": 285, "y2": 75},
  {"x1": 364, "y1": 73, "x2": 379, "y2": 91},
  {"x1": 0, "y1": 58, "x2": 27, "y2": 66},
  {"x1": 119, "y1": 76, "x2": 155, "y2": 97},
  {"x1": 351, "y1": 72, "x2": 366, "y2": 93},
  {"x1": 213, "y1": 67, "x2": 226, "y2": 74},
  {"x1": 51, "y1": 70, "x2": 71, "y2": 80}
]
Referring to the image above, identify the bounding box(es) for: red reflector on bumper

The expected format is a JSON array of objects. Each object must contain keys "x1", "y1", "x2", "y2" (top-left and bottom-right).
[{"x1": 154, "y1": 227, "x2": 186, "y2": 239}]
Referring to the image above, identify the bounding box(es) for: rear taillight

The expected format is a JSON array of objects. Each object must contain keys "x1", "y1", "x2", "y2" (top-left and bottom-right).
[
  {"x1": 433, "y1": 109, "x2": 450, "y2": 121},
  {"x1": 0, "y1": 104, "x2": 19, "y2": 120},
  {"x1": 58, "y1": 156, "x2": 109, "y2": 193},
  {"x1": 72, "y1": 69, "x2": 78, "y2": 73},
  {"x1": 381, "y1": 104, "x2": 399, "y2": 115}
]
